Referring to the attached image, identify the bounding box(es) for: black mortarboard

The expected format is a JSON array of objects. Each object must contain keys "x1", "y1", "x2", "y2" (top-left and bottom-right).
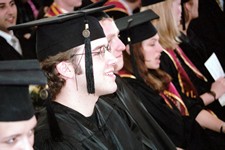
[
  {"x1": 40, "y1": 0, "x2": 53, "y2": 7},
  {"x1": 80, "y1": 0, "x2": 110, "y2": 20},
  {"x1": 0, "y1": 60, "x2": 47, "y2": 121},
  {"x1": 9, "y1": 5, "x2": 114, "y2": 94},
  {"x1": 141, "y1": 0, "x2": 165, "y2": 7},
  {"x1": 81, "y1": 0, "x2": 108, "y2": 9},
  {"x1": 115, "y1": 9, "x2": 159, "y2": 45},
  {"x1": 115, "y1": 10, "x2": 159, "y2": 79}
]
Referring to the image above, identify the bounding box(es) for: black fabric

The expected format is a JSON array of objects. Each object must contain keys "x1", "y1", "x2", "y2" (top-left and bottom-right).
[
  {"x1": 0, "y1": 36, "x2": 22, "y2": 60},
  {"x1": 0, "y1": 59, "x2": 46, "y2": 121},
  {"x1": 122, "y1": 77, "x2": 211, "y2": 149},
  {"x1": 160, "y1": 49, "x2": 225, "y2": 122},
  {"x1": 141, "y1": 0, "x2": 165, "y2": 6},
  {"x1": 0, "y1": 35, "x2": 36, "y2": 60},
  {"x1": 101, "y1": 76, "x2": 176, "y2": 150},
  {"x1": 34, "y1": 100, "x2": 145, "y2": 150},
  {"x1": 188, "y1": 0, "x2": 225, "y2": 70},
  {"x1": 115, "y1": 10, "x2": 158, "y2": 45},
  {"x1": 179, "y1": 31, "x2": 214, "y2": 84},
  {"x1": 160, "y1": 50, "x2": 225, "y2": 149},
  {"x1": 0, "y1": 85, "x2": 34, "y2": 121},
  {"x1": 35, "y1": 16, "x2": 105, "y2": 61}
]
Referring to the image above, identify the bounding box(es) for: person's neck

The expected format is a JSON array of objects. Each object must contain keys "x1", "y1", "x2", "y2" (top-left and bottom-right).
[
  {"x1": 54, "y1": 83, "x2": 99, "y2": 117},
  {"x1": 180, "y1": 19, "x2": 191, "y2": 35}
]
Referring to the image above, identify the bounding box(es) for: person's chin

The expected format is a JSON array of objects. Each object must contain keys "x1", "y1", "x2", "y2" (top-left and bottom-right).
[{"x1": 115, "y1": 62, "x2": 124, "y2": 72}]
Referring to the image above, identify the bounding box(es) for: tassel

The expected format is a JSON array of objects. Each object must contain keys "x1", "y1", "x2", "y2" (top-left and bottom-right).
[
  {"x1": 126, "y1": 19, "x2": 141, "y2": 80},
  {"x1": 44, "y1": 91, "x2": 63, "y2": 142},
  {"x1": 83, "y1": 18, "x2": 95, "y2": 93}
]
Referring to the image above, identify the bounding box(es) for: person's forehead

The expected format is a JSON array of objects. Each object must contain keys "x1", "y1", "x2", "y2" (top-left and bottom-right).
[
  {"x1": 91, "y1": 37, "x2": 108, "y2": 48},
  {"x1": 76, "y1": 37, "x2": 107, "y2": 50},
  {"x1": 0, "y1": 0, "x2": 12, "y2": 4},
  {"x1": 101, "y1": 20, "x2": 119, "y2": 37},
  {"x1": 0, "y1": 116, "x2": 36, "y2": 134}
]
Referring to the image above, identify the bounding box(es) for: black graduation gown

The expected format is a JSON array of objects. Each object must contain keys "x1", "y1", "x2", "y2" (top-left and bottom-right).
[
  {"x1": 121, "y1": 77, "x2": 210, "y2": 150},
  {"x1": 189, "y1": 0, "x2": 225, "y2": 70},
  {"x1": 160, "y1": 51, "x2": 225, "y2": 149},
  {"x1": 0, "y1": 36, "x2": 23, "y2": 60},
  {"x1": 160, "y1": 50, "x2": 225, "y2": 120},
  {"x1": 179, "y1": 31, "x2": 214, "y2": 84},
  {"x1": 34, "y1": 100, "x2": 145, "y2": 150},
  {"x1": 0, "y1": 36, "x2": 36, "y2": 60},
  {"x1": 100, "y1": 76, "x2": 176, "y2": 150}
]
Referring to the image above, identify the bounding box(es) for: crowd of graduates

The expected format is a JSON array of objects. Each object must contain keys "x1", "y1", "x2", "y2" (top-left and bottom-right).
[{"x1": 0, "y1": 0, "x2": 225, "y2": 149}]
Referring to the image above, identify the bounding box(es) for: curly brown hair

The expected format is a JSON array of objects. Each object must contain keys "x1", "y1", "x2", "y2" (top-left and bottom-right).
[{"x1": 40, "y1": 48, "x2": 80, "y2": 100}]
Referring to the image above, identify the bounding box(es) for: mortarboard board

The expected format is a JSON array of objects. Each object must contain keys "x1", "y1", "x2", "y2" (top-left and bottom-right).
[
  {"x1": 141, "y1": 0, "x2": 165, "y2": 7},
  {"x1": 0, "y1": 59, "x2": 47, "y2": 121},
  {"x1": 80, "y1": 0, "x2": 110, "y2": 20},
  {"x1": 81, "y1": 0, "x2": 108, "y2": 9},
  {"x1": 115, "y1": 9, "x2": 159, "y2": 45},
  {"x1": 115, "y1": 10, "x2": 159, "y2": 80},
  {"x1": 9, "y1": 5, "x2": 114, "y2": 94}
]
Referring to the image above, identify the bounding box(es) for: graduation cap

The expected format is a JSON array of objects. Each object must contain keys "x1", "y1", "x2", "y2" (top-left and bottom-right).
[
  {"x1": 0, "y1": 60, "x2": 47, "y2": 122},
  {"x1": 81, "y1": 0, "x2": 108, "y2": 9},
  {"x1": 80, "y1": 0, "x2": 111, "y2": 20},
  {"x1": 9, "y1": 5, "x2": 114, "y2": 94},
  {"x1": 115, "y1": 10, "x2": 159, "y2": 79},
  {"x1": 115, "y1": 9, "x2": 159, "y2": 45},
  {"x1": 141, "y1": 0, "x2": 165, "y2": 7}
]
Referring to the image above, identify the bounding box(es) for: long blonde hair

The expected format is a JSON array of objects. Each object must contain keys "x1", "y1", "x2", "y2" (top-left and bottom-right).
[{"x1": 141, "y1": 0, "x2": 181, "y2": 49}]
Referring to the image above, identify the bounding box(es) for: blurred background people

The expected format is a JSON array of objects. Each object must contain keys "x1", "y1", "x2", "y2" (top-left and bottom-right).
[{"x1": 0, "y1": 0, "x2": 36, "y2": 60}]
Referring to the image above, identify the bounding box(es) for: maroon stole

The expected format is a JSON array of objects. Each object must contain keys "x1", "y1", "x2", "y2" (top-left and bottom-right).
[
  {"x1": 164, "y1": 47, "x2": 207, "y2": 98},
  {"x1": 160, "y1": 82, "x2": 189, "y2": 116},
  {"x1": 104, "y1": 0, "x2": 129, "y2": 15},
  {"x1": 118, "y1": 69, "x2": 136, "y2": 79},
  {"x1": 45, "y1": 3, "x2": 63, "y2": 17}
]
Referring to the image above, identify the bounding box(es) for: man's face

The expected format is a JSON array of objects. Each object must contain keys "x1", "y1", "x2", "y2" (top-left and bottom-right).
[
  {"x1": 0, "y1": 0, "x2": 17, "y2": 33},
  {"x1": 99, "y1": 19, "x2": 125, "y2": 72},
  {"x1": 0, "y1": 116, "x2": 37, "y2": 150},
  {"x1": 75, "y1": 37, "x2": 118, "y2": 96}
]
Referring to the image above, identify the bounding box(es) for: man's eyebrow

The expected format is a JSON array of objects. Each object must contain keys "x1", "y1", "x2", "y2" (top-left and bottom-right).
[{"x1": 92, "y1": 44, "x2": 105, "y2": 51}]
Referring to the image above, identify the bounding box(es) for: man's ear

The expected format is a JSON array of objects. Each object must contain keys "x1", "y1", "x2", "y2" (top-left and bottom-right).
[{"x1": 56, "y1": 62, "x2": 74, "y2": 78}]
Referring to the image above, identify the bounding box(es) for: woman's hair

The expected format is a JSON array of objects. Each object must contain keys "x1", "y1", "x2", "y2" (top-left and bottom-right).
[
  {"x1": 123, "y1": 42, "x2": 171, "y2": 92},
  {"x1": 141, "y1": 0, "x2": 181, "y2": 49},
  {"x1": 40, "y1": 48, "x2": 80, "y2": 100}
]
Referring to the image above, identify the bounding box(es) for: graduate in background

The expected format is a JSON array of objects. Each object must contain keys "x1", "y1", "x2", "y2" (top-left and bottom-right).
[{"x1": 0, "y1": 59, "x2": 46, "y2": 149}]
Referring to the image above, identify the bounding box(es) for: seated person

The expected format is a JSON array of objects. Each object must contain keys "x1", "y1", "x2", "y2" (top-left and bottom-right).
[
  {"x1": 0, "y1": 59, "x2": 46, "y2": 149},
  {"x1": 9, "y1": 6, "x2": 149, "y2": 149},
  {"x1": 116, "y1": 9, "x2": 225, "y2": 150}
]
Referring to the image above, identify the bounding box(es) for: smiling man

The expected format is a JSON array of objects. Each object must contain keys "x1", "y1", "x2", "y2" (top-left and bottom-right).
[{"x1": 9, "y1": 6, "x2": 149, "y2": 149}]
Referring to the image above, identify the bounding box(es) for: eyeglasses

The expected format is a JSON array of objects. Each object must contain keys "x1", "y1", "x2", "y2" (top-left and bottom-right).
[{"x1": 70, "y1": 45, "x2": 110, "y2": 59}]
